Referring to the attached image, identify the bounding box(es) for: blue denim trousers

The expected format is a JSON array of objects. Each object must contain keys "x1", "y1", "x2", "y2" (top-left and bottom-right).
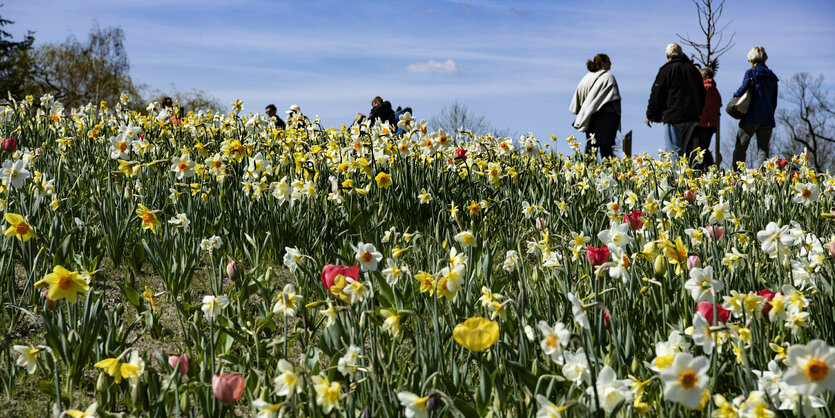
[{"x1": 664, "y1": 121, "x2": 698, "y2": 156}]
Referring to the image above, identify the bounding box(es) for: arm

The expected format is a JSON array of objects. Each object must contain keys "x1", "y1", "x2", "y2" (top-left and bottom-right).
[
  {"x1": 646, "y1": 69, "x2": 666, "y2": 122},
  {"x1": 733, "y1": 69, "x2": 753, "y2": 98}
]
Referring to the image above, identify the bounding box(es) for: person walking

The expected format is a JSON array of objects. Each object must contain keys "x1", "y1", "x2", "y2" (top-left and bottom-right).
[
  {"x1": 569, "y1": 53, "x2": 622, "y2": 159},
  {"x1": 645, "y1": 43, "x2": 705, "y2": 156},
  {"x1": 731, "y1": 46, "x2": 779, "y2": 168},
  {"x1": 687, "y1": 66, "x2": 721, "y2": 169}
]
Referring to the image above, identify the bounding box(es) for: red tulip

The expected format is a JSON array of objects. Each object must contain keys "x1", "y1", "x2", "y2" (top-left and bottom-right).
[
  {"x1": 603, "y1": 310, "x2": 611, "y2": 329},
  {"x1": 168, "y1": 354, "x2": 189, "y2": 376},
  {"x1": 776, "y1": 158, "x2": 788, "y2": 169},
  {"x1": 623, "y1": 210, "x2": 644, "y2": 230},
  {"x1": 683, "y1": 190, "x2": 697, "y2": 202},
  {"x1": 757, "y1": 289, "x2": 780, "y2": 316},
  {"x1": 696, "y1": 301, "x2": 729, "y2": 325},
  {"x1": 2, "y1": 138, "x2": 17, "y2": 153},
  {"x1": 704, "y1": 225, "x2": 725, "y2": 241},
  {"x1": 212, "y1": 373, "x2": 245, "y2": 404},
  {"x1": 454, "y1": 148, "x2": 467, "y2": 160},
  {"x1": 586, "y1": 245, "x2": 610, "y2": 267},
  {"x1": 321, "y1": 264, "x2": 359, "y2": 292}
]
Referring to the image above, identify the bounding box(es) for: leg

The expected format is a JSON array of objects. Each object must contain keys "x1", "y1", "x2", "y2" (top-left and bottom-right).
[
  {"x1": 681, "y1": 122, "x2": 698, "y2": 156},
  {"x1": 599, "y1": 144, "x2": 614, "y2": 159},
  {"x1": 664, "y1": 123, "x2": 683, "y2": 155},
  {"x1": 595, "y1": 111, "x2": 619, "y2": 159},
  {"x1": 754, "y1": 125, "x2": 773, "y2": 167},
  {"x1": 733, "y1": 123, "x2": 757, "y2": 168}
]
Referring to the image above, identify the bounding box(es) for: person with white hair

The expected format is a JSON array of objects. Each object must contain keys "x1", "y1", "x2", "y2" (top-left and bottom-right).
[
  {"x1": 731, "y1": 46, "x2": 779, "y2": 168},
  {"x1": 645, "y1": 43, "x2": 705, "y2": 156}
]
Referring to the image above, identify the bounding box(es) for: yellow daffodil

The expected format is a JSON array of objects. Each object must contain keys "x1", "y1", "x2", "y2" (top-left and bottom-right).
[
  {"x1": 375, "y1": 172, "x2": 392, "y2": 189},
  {"x1": 94, "y1": 357, "x2": 141, "y2": 383},
  {"x1": 34, "y1": 265, "x2": 89, "y2": 302},
  {"x1": 453, "y1": 317, "x2": 499, "y2": 352},
  {"x1": 135, "y1": 204, "x2": 161, "y2": 234},
  {"x1": 143, "y1": 286, "x2": 157, "y2": 312},
  {"x1": 4, "y1": 213, "x2": 36, "y2": 242}
]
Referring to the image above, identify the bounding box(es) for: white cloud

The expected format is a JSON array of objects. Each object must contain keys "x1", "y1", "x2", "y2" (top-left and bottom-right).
[{"x1": 405, "y1": 59, "x2": 458, "y2": 73}]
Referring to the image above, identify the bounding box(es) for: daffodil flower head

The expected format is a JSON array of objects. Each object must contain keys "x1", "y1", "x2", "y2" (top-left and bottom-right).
[{"x1": 34, "y1": 265, "x2": 89, "y2": 303}]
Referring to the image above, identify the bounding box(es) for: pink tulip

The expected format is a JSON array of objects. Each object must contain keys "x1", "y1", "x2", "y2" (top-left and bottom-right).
[
  {"x1": 535, "y1": 217, "x2": 546, "y2": 230},
  {"x1": 321, "y1": 264, "x2": 359, "y2": 293},
  {"x1": 454, "y1": 148, "x2": 467, "y2": 160},
  {"x1": 168, "y1": 354, "x2": 189, "y2": 376},
  {"x1": 829, "y1": 241, "x2": 835, "y2": 258},
  {"x1": 704, "y1": 225, "x2": 725, "y2": 241},
  {"x1": 585, "y1": 245, "x2": 610, "y2": 267},
  {"x1": 212, "y1": 373, "x2": 245, "y2": 404},
  {"x1": 226, "y1": 260, "x2": 240, "y2": 282},
  {"x1": 696, "y1": 301, "x2": 729, "y2": 325},
  {"x1": 683, "y1": 190, "x2": 697, "y2": 202},
  {"x1": 686, "y1": 255, "x2": 701, "y2": 269}
]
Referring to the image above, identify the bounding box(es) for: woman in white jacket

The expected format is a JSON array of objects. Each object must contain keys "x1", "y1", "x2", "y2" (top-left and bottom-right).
[{"x1": 569, "y1": 54, "x2": 621, "y2": 159}]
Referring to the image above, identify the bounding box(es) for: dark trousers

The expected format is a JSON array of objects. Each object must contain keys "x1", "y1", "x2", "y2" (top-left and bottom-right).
[
  {"x1": 686, "y1": 126, "x2": 715, "y2": 169},
  {"x1": 733, "y1": 123, "x2": 772, "y2": 168},
  {"x1": 584, "y1": 110, "x2": 620, "y2": 159}
]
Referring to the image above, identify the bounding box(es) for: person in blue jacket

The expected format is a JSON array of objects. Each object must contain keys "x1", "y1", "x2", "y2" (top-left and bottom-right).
[{"x1": 732, "y1": 46, "x2": 779, "y2": 168}]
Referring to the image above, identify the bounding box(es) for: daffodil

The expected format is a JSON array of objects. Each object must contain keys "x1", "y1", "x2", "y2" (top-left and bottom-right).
[
  {"x1": 135, "y1": 204, "x2": 160, "y2": 234},
  {"x1": 4, "y1": 213, "x2": 36, "y2": 241},
  {"x1": 34, "y1": 265, "x2": 89, "y2": 302},
  {"x1": 375, "y1": 171, "x2": 392, "y2": 188},
  {"x1": 13, "y1": 345, "x2": 40, "y2": 374},
  {"x1": 94, "y1": 357, "x2": 141, "y2": 383}
]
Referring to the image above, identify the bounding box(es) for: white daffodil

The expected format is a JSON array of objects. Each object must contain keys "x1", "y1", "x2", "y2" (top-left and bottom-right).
[{"x1": 659, "y1": 352, "x2": 710, "y2": 409}]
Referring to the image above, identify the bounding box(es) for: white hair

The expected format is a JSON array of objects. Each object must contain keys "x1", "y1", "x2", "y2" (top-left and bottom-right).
[
  {"x1": 666, "y1": 43, "x2": 684, "y2": 58},
  {"x1": 747, "y1": 46, "x2": 768, "y2": 65}
]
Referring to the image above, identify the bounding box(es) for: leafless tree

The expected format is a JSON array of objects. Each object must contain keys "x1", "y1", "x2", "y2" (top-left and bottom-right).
[
  {"x1": 677, "y1": 0, "x2": 736, "y2": 72},
  {"x1": 429, "y1": 101, "x2": 517, "y2": 139},
  {"x1": 776, "y1": 73, "x2": 835, "y2": 172}
]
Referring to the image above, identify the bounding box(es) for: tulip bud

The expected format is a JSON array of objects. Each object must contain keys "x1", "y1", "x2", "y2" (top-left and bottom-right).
[
  {"x1": 829, "y1": 241, "x2": 835, "y2": 258},
  {"x1": 168, "y1": 354, "x2": 189, "y2": 376},
  {"x1": 686, "y1": 255, "x2": 701, "y2": 269},
  {"x1": 2, "y1": 138, "x2": 17, "y2": 153},
  {"x1": 602, "y1": 310, "x2": 611, "y2": 329},
  {"x1": 705, "y1": 225, "x2": 725, "y2": 241},
  {"x1": 42, "y1": 289, "x2": 58, "y2": 310},
  {"x1": 226, "y1": 260, "x2": 240, "y2": 282},
  {"x1": 426, "y1": 391, "x2": 440, "y2": 410},
  {"x1": 683, "y1": 190, "x2": 697, "y2": 202},
  {"x1": 654, "y1": 254, "x2": 667, "y2": 278},
  {"x1": 535, "y1": 217, "x2": 546, "y2": 230},
  {"x1": 362, "y1": 406, "x2": 371, "y2": 418}
]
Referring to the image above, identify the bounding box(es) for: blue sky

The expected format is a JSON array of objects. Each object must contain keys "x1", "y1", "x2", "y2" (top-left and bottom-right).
[{"x1": 4, "y1": 0, "x2": 835, "y2": 155}]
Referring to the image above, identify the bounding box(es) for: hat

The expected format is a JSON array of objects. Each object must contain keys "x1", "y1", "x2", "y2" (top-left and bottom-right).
[{"x1": 286, "y1": 104, "x2": 300, "y2": 114}]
